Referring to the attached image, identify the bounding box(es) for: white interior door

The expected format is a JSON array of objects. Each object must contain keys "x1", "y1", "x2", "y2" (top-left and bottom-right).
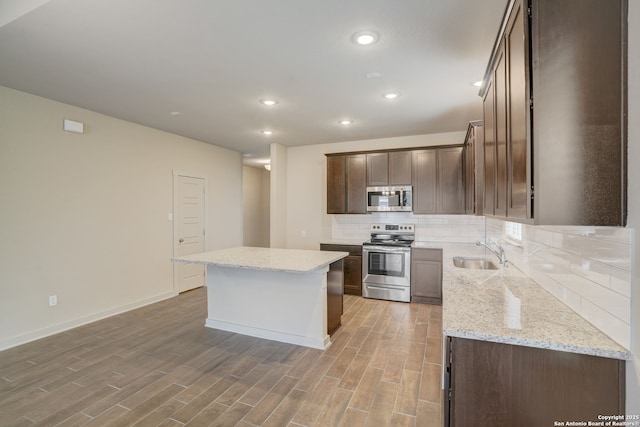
[{"x1": 174, "y1": 174, "x2": 205, "y2": 293}]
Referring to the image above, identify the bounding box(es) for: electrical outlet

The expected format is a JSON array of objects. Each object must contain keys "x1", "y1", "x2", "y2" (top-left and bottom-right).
[
  {"x1": 49, "y1": 295, "x2": 57, "y2": 307},
  {"x1": 300, "y1": 231, "x2": 307, "y2": 238}
]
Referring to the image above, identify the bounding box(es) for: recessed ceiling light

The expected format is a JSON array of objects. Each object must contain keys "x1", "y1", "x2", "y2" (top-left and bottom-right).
[
  {"x1": 366, "y1": 72, "x2": 382, "y2": 79},
  {"x1": 260, "y1": 99, "x2": 278, "y2": 106},
  {"x1": 169, "y1": 111, "x2": 182, "y2": 116},
  {"x1": 243, "y1": 153, "x2": 256, "y2": 158},
  {"x1": 261, "y1": 130, "x2": 273, "y2": 136},
  {"x1": 383, "y1": 91, "x2": 400, "y2": 100},
  {"x1": 352, "y1": 31, "x2": 379, "y2": 46},
  {"x1": 339, "y1": 120, "x2": 354, "y2": 125},
  {"x1": 473, "y1": 80, "x2": 483, "y2": 87}
]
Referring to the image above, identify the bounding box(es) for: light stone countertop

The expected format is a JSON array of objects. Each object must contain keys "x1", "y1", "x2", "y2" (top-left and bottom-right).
[
  {"x1": 172, "y1": 246, "x2": 348, "y2": 274},
  {"x1": 426, "y1": 242, "x2": 631, "y2": 360}
]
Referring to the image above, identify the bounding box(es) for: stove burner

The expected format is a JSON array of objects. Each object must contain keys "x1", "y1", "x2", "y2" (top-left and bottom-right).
[
  {"x1": 363, "y1": 238, "x2": 414, "y2": 247},
  {"x1": 364, "y1": 223, "x2": 415, "y2": 247}
]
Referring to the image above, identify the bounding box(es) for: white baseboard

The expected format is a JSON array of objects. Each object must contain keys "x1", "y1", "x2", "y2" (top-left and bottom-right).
[
  {"x1": 0, "y1": 291, "x2": 178, "y2": 351},
  {"x1": 205, "y1": 318, "x2": 331, "y2": 350}
]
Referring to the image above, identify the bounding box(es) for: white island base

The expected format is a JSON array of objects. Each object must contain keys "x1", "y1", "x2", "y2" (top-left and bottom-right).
[
  {"x1": 172, "y1": 247, "x2": 348, "y2": 351},
  {"x1": 205, "y1": 265, "x2": 331, "y2": 350}
]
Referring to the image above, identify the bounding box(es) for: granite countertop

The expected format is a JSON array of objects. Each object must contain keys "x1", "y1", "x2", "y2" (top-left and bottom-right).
[
  {"x1": 425, "y1": 241, "x2": 631, "y2": 361},
  {"x1": 172, "y1": 246, "x2": 348, "y2": 274}
]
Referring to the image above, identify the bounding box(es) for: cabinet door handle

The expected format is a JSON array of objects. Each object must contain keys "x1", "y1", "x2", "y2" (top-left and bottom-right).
[{"x1": 179, "y1": 238, "x2": 184, "y2": 243}]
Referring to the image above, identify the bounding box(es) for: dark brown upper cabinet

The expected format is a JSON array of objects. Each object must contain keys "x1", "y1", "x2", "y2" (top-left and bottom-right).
[
  {"x1": 506, "y1": 3, "x2": 528, "y2": 220},
  {"x1": 366, "y1": 151, "x2": 412, "y2": 186},
  {"x1": 388, "y1": 151, "x2": 413, "y2": 185},
  {"x1": 437, "y1": 148, "x2": 465, "y2": 214},
  {"x1": 328, "y1": 146, "x2": 463, "y2": 215},
  {"x1": 326, "y1": 154, "x2": 366, "y2": 214},
  {"x1": 326, "y1": 155, "x2": 346, "y2": 213},
  {"x1": 366, "y1": 153, "x2": 388, "y2": 186},
  {"x1": 480, "y1": 0, "x2": 627, "y2": 226},
  {"x1": 346, "y1": 155, "x2": 367, "y2": 213},
  {"x1": 413, "y1": 147, "x2": 465, "y2": 215},
  {"x1": 463, "y1": 121, "x2": 484, "y2": 215},
  {"x1": 483, "y1": 80, "x2": 496, "y2": 217},
  {"x1": 412, "y1": 150, "x2": 437, "y2": 214},
  {"x1": 493, "y1": 40, "x2": 508, "y2": 219}
]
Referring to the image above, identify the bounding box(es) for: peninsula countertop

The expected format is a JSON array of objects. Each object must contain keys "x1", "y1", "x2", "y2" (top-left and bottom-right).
[
  {"x1": 423, "y1": 242, "x2": 631, "y2": 361},
  {"x1": 172, "y1": 246, "x2": 348, "y2": 274}
]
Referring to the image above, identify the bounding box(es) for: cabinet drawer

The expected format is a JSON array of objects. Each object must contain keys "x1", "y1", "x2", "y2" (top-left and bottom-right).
[{"x1": 411, "y1": 247, "x2": 442, "y2": 262}]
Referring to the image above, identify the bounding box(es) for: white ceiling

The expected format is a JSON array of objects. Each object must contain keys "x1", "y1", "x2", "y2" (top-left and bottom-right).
[{"x1": 0, "y1": 0, "x2": 507, "y2": 166}]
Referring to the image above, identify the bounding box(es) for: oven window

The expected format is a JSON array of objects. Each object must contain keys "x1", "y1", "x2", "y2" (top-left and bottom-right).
[{"x1": 368, "y1": 251, "x2": 405, "y2": 277}]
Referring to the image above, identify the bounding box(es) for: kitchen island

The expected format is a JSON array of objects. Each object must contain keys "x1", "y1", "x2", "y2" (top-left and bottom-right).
[{"x1": 172, "y1": 246, "x2": 348, "y2": 350}]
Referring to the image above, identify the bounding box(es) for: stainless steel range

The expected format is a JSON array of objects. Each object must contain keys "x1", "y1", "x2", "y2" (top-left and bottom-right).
[{"x1": 362, "y1": 223, "x2": 414, "y2": 303}]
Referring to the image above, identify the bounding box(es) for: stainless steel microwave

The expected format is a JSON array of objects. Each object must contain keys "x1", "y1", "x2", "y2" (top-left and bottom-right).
[{"x1": 366, "y1": 186, "x2": 412, "y2": 212}]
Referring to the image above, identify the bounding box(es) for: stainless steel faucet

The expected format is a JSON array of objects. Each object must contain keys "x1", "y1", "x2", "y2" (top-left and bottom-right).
[{"x1": 476, "y1": 239, "x2": 508, "y2": 266}]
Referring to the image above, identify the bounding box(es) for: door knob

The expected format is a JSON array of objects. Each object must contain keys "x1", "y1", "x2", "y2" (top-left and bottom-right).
[{"x1": 179, "y1": 238, "x2": 184, "y2": 243}]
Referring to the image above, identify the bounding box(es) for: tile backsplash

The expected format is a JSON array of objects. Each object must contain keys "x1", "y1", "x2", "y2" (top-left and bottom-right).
[
  {"x1": 486, "y1": 217, "x2": 633, "y2": 349},
  {"x1": 330, "y1": 213, "x2": 485, "y2": 243}
]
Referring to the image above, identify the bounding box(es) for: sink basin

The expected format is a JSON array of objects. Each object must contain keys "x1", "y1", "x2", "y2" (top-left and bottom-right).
[{"x1": 452, "y1": 256, "x2": 499, "y2": 270}]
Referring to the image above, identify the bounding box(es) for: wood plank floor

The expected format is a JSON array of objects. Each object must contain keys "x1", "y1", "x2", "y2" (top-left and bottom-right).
[{"x1": 0, "y1": 288, "x2": 443, "y2": 426}]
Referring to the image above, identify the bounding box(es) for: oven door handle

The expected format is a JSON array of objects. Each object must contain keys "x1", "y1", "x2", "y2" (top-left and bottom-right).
[
  {"x1": 365, "y1": 284, "x2": 408, "y2": 291},
  {"x1": 363, "y1": 245, "x2": 411, "y2": 253}
]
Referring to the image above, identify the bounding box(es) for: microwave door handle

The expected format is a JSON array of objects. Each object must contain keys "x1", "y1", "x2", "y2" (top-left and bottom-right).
[{"x1": 401, "y1": 189, "x2": 405, "y2": 207}]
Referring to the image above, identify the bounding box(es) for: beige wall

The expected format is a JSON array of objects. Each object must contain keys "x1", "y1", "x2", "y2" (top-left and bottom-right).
[
  {"x1": 270, "y1": 143, "x2": 288, "y2": 248},
  {"x1": 284, "y1": 132, "x2": 466, "y2": 250},
  {"x1": 626, "y1": 0, "x2": 639, "y2": 413},
  {"x1": 0, "y1": 86, "x2": 243, "y2": 350},
  {"x1": 0, "y1": 0, "x2": 52, "y2": 27},
  {"x1": 242, "y1": 165, "x2": 270, "y2": 247}
]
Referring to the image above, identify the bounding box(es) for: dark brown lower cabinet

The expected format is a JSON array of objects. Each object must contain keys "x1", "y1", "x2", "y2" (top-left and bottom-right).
[
  {"x1": 326, "y1": 259, "x2": 344, "y2": 336},
  {"x1": 445, "y1": 337, "x2": 625, "y2": 427},
  {"x1": 410, "y1": 248, "x2": 442, "y2": 304},
  {"x1": 320, "y1": 244, "x2": 362, "y2": 296}
]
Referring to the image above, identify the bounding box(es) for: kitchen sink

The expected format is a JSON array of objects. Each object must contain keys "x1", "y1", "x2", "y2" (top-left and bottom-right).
[{"x1": 452, "y1": 256, "x2": 499, "y2": 270}]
